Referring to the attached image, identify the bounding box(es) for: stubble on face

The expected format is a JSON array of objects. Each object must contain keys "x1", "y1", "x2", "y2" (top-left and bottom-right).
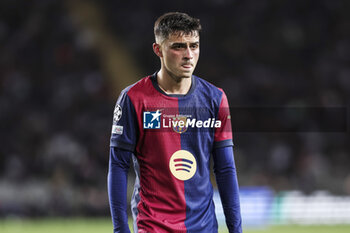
[{"x1": 160, "y1": 32, "x2": 200, "y2": 82}]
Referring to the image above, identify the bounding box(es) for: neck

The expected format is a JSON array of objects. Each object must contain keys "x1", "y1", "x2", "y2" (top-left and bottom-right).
[{"x1": 157, "y1": 69, "x2": 192, "y2": 95}]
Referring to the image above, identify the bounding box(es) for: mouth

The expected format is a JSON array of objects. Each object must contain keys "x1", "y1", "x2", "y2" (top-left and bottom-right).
[{"x1": 181, "y1": 64, "x2": 193, "y2": 69}]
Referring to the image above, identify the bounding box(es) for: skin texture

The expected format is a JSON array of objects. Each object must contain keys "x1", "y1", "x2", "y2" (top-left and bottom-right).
[{"x1": 153, "y1": 32, "x2": 200, "y2": 95}]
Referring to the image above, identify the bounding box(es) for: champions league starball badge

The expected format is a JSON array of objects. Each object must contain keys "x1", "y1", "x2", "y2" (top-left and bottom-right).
[{"x1": 113, "y1": 104, "x2": 122, "y2": 123}]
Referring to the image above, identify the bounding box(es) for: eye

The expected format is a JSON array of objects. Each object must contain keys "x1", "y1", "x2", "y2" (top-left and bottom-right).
[
  {"x1": 190, "y1": 44, "x2": 199, "y2": 49},
  {"x1": 172, "y1": 44, "x2": 184, "y2": 50}
]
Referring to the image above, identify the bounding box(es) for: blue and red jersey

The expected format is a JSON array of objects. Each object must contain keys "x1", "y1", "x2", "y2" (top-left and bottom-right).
[{"x1": 110, "y1": 72, "x2": 233, "y2": 232}]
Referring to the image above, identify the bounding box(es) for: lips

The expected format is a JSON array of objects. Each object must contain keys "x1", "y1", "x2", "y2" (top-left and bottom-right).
[{"x1": 181, "y1": 64, "x2": 192, "y2": 69}]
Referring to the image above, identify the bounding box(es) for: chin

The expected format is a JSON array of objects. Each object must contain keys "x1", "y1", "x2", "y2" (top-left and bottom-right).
[
  {"x1": 168, "y1": 69, "x2": 193, "y2": 80},
  {"x1": 180, "y1": 70, "x2": 194, "y2": 77},
  {"x1": 179, "y1": 73, "x2": 192, "y2": 79}
]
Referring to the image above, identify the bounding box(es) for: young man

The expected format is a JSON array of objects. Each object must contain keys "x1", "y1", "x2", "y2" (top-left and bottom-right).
[{"x1": 108, "y1": 12, "x2": 242, "y2": 233}]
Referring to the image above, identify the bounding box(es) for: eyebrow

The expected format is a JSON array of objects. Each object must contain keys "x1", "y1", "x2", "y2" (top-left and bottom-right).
[{"x1": 171, "y1": 41, "x2": 200, "y2": 47}]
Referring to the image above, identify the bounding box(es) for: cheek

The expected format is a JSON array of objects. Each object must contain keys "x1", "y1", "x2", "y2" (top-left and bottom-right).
[
  {"x1": 165, "y1": 52, "x2": 181, "y2": 64},
  {"x1": 192, "y1": 51, "x2": 200, "y2": 64},
  {"x1": 194, "y1": 50, "x2": 200, "y2": 58}
]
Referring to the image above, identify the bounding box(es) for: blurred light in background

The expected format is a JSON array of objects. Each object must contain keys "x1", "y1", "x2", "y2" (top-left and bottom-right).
[
  {"x1": 214, "y1": 187, "x2": 350, "y2": 228},
  {"x1": 0, "y1": 1, "x2": 349, "y2": 231}
]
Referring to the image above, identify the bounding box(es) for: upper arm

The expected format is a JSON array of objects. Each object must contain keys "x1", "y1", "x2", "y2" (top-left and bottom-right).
[
  {"x1": 110, "y1": 88, "x2": 138, "y2": 152},
  {"x1": 214, "y1": 90, "x2": 233, "y2": 149}
]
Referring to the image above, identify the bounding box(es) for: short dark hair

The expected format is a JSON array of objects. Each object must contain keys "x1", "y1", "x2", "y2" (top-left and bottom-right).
[{"x1": 154, "y1": 12, "x2": 201, "y2": 42}]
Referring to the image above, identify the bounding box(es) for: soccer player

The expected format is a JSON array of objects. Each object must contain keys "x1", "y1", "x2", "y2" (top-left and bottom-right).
[{"x1": 108, "y1": 12, "x2": 242, "y2": 233}]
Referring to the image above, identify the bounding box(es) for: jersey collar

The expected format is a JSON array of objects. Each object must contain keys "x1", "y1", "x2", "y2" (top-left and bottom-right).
[{"x1": 150, "y1": 71, "x2": 196, "y2": 98}]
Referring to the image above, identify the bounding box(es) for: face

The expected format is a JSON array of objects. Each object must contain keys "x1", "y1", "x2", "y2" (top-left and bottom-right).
[{"x1": 154, "y1": 32, "x2": 200, "y2": 79}]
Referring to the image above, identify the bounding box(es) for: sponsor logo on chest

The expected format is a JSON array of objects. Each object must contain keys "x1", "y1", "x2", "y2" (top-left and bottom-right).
[{"x1": 143, "y1": 110, "x2": 221, "y2": 133}]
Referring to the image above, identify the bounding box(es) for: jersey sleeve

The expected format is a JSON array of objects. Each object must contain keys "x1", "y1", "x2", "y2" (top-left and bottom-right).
[
  {"x1": 213, "y1": 146, "x2": 242, "y2": 233},
  {"x1": 110, "y1": 87, "x2": 138, "y2": 152},
  {"x1": 108, "y1": 147, "x2": 132, "y2": 233},
  {"x1": 214, "y1": 90, "x2": 234, "y2": 148}
]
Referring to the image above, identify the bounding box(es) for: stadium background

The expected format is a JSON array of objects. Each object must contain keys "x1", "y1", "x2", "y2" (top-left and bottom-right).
[{"x1": 0, "y1": 0, "x2": 349, "y2": 232}]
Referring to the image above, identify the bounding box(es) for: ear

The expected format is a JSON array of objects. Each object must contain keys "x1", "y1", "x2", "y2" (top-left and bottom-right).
[{"x1": 153, "y1": 43, "x2": 163, "y2": 57}]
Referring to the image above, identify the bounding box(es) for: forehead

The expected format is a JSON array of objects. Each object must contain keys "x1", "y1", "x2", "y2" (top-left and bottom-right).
[{"x1": 164, "y1": 31, "x2": 200, "y2": 44}]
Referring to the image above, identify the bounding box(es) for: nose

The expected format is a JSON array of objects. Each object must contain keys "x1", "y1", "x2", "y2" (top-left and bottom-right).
[{"x1": 183, "y1": 47, "x2": 193, "y2": 60}]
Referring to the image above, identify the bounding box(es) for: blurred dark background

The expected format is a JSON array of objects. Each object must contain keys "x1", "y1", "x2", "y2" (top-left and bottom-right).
[{"x1": 0, "y1": 0, "x2": 349, "y2": 217}]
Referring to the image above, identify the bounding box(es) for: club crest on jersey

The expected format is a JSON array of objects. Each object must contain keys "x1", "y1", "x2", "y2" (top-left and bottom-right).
[
  {"x1": 172, "y1": 116, "x2": 188, "y2": 134},
  {"x1": 143, "y1": 110, "x2": 161, "y2": 129}
]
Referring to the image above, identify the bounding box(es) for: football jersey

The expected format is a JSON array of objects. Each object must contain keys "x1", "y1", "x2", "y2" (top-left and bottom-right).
[{"x1": 110, "y1": 72, "x2": 233, "y2": 233}]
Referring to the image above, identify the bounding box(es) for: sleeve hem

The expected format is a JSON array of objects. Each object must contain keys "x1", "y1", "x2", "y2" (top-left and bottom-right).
[
  {"x1": 214, "y1": 139, "x2": 234, "y2": 148},
  {"x1": 110, "y1": 139, "x2": 135, "y2": 152}
]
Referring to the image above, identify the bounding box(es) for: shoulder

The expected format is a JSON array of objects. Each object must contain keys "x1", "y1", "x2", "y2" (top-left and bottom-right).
[
  {"x1": 114, "y1": 75, "x2": 154, "y2": 108},
  {"x1": 193, "y1": 75, "x2": 225, "y2": 99},
  {"x1": 119, "y1": 75, "x2": 154, "y2": 99}
]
